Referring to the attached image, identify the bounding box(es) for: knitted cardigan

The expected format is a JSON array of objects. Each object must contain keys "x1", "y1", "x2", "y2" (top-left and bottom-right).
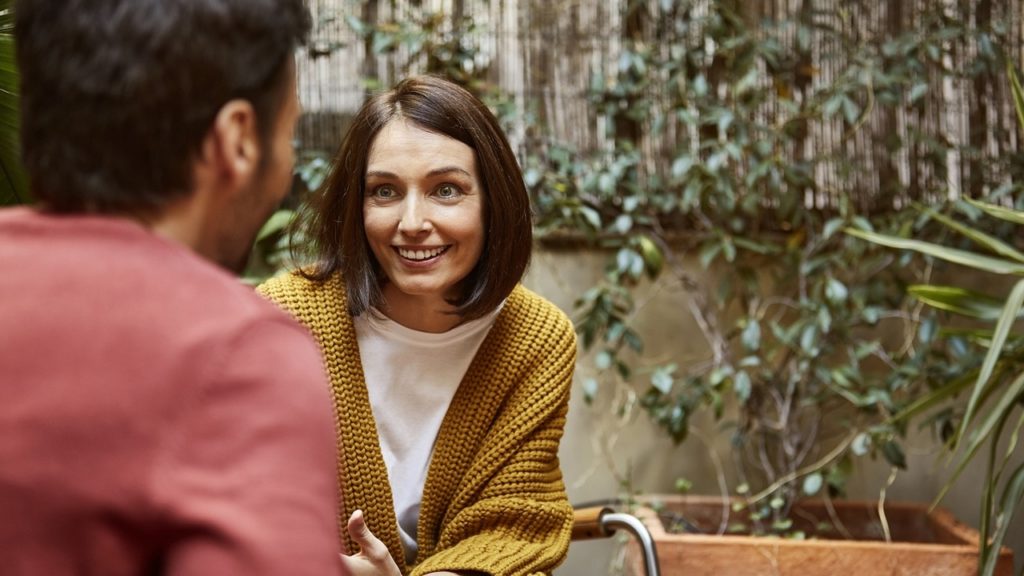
[{"x1": 257, "y1": 272, "x2": 576, "y2": 576}]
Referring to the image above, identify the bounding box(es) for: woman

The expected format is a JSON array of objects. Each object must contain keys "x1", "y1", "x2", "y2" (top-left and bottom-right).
[{"x1": 258, "y1": 75, "x2": 576, "y2": 576}]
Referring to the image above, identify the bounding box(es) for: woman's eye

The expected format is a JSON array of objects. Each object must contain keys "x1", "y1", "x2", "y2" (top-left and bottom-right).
[
  {"x1": 436, "y1": 184, "x2": 461, "y2": 199},
  {"x1": 371, "y1": 185, "x2": 396, "y2": 199}
]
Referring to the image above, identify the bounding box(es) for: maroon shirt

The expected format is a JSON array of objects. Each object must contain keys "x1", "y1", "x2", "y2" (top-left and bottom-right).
[{"x1": 0, "y1": 208, "x2": 342, "y2": 576}]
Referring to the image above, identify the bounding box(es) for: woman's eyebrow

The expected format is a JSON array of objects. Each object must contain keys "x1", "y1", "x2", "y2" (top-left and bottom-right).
[
  {"x1": 365, "y1": 167, "x2": 472, "y2": 180},
  {"x1": 426, "y1": 166, "x2": 473, "y2": 178}
]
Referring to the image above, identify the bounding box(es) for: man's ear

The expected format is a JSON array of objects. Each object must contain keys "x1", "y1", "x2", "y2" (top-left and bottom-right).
[{"x1": 202, "y1": 99, "x2": 261, "y2": 185}]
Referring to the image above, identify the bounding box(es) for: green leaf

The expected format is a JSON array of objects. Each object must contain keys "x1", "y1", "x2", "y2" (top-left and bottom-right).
[
  {"x1": 908, "y1": 285, "x2": 1013, "y2": 320},
  {"x1": 734, "y1": 371, "x2": 752, "y2": 402},
  {"x1": 852, "y1": 432, "x2": 871, "y2": 456},
  {"x1": 734, "y1": 237, "x2": 781, "y2": 255},
  {"x1": 674, "y1": 476, "x2": 693, "y2": 494},
  {"x1": 651, "y1": 364, "x2": 677, "y2": 394},
  {"x1": 579, "y1": 206, "x2": 602, "y2": 230},
  {"x1": 846, "y1": 228, "x2": 1024, "y2": 275},
  {"x1": 582, "y1": 377, "x2": 599, "y2": 403},
  {"x1": 371, "y1": 32, "x2": 396, "y2": 54},
  {"x1": 822, "y1": 218, "x2": 845, "y2": 240},
  {"x1": 1009, "y1": 61, "x2": 1024, "y2": 132},
  {"x1": 909, "y1": 82, "x2": 928, "y2": 103},
  {"x1": 800, "y1": 325, "x2": 819, "y2": 356},
  {"x1": 956, "y1": 279, "x2": 1024, "y2": 450},
  {"x1": 950, "y1": 370, "x2": 1024, "y2": 495},
  {"x1": 722, "y1": 236, "x2": 737, "y2": 262},
  {"x1": 0, "y1": 19, "x2": 28, "y2": 207},
  {"x1": 344, "y1": 14, "x2": 369, "y2": 37},
  {"x1": 928, "y1": 209, "x2": 1024, "y2": 264},
  {"x1": 882, "y1": 440, "x2": 907, "y2": 469},
  {"x1": 841, "y1": 96, "x2": 861, "y2": 124},
  {"x1": 888, "y1": 362, "x2": 974, "y2": 422},
  {"x1": 741, "y1": 320, "x2": 761, "y2": 352},
  {"x1": 255, "y1": 209, "x2": 295, "y2": 243},
  {"x1": 982, "y1": 461, "x2": 1024, "y2": 575},
  {"x1": 803, "y1": 473, "x2": 824, "y2": 496},
  {"x1": 917, "y1": 316, "x2": 937, "y2": 345},
  {"x1": 817, "y1": 306, "x2": 832, "y2": 333},
  {"x1": 693, "y1": 74, "x2": 708, "y2": 96},
  {"x1": 825, "y1": 278, "x2": 848, "y2": 303},
  {"x1": 614, "y1": 213, "x2": 633, "y2": 234},
  {"x1": 862, "y1": 306, "x2": 880, "y2": 324},
  {"x1": 671, "y1": 156, "x2": 693, "y2": 179},
  {"x1": 699, "y1": 242, "x2": 722, "y2": 269},
  {"x1": 964, "y1": 198, "x2": 1024, "y2": 227},
  {"x1": 636, "y1": 234, "x2": 664, "y2": 279},
  {"x1": 823, "y1": 94, "x2": 843, "y2": 118}
]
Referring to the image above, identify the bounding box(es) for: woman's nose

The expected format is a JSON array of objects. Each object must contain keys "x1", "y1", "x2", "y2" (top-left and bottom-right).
[{"x1": 397, "y1": 196, "x2": 431, "y2": 235}]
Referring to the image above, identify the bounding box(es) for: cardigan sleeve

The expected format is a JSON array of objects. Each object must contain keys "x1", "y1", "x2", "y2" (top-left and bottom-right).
[{"x1": 411, "y1": 312, "x2": 577, "y2": 576}]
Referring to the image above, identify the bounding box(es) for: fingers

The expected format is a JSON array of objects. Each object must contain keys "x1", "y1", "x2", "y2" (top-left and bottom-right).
[
  {"x1": 346, "y1": 509, "x2": 370, "y2": 542},
  {"x1": 346, "y1": 509, "x2": 382, "y2": 555},
  {"x1": 345, "y1": 510, "x2": 389, "y2": 562},
  {"x1": 340, "y1": 510, "x2": 401, "y2": 576}
]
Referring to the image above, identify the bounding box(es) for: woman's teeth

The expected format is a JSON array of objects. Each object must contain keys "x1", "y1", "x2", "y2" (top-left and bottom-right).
[{"x1": 398, "y1": 246, "x2": 448, "y2": 261}]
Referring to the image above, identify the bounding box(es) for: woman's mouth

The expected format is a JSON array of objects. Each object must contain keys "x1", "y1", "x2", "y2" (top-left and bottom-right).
[{"x1": 396, "y1": 245, "x2": 450, "y2": 262}]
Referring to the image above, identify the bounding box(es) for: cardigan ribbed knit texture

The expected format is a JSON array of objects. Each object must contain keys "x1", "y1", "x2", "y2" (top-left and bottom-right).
[{"x1": 257, "y1": 272, "x2": 575, "y2": 576}]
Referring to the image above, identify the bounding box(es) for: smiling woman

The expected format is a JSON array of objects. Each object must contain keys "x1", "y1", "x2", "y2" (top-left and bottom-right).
[
  {"x1": 257, "y1": 76, "x2": 576, "y2": 576},
  {"x1": 362, "y1": 120, "x2": 485, "y2": 332}
]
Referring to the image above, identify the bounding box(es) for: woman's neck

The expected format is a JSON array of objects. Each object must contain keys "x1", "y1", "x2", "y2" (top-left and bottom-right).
[{"x1": 379, "y1": 284, "x2": 462, "y2": 333}]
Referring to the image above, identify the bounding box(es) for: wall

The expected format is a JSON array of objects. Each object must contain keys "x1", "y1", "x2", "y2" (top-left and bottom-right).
[{"x1": 523, "y1": 245, "x2": 1024, "y2": 576}]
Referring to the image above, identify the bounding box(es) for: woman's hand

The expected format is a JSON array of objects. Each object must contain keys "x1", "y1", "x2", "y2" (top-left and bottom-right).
[{"x1": 339, "y1": 510, "x2": 402, "y2": 576}]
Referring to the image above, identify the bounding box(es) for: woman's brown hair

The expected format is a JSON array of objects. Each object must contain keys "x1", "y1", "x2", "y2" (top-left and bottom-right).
[{"x1": 295, "y1": 75, "x2": 532, "y2": 320}]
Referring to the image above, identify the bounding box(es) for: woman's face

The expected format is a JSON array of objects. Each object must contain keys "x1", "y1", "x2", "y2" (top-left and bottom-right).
[{"x1": 363, "y1": 119, "x2": 485, "y2": 305}]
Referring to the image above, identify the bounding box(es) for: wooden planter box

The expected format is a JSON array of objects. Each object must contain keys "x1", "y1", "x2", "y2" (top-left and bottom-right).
[{"x1": 626, "y1": 495, "x2": 1014, "y2": 576}]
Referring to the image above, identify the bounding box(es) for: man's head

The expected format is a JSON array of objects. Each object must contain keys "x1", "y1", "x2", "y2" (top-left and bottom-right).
[{"x1": 15, "y1": 0, "x2": 310, "y2": 270}]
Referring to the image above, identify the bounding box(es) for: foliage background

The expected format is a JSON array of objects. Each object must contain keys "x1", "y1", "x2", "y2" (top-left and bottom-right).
[
  {"x1": 1, "y1": 0, "x2": 1018, "y2": 570},
  {"x1": 274, "y1": 1, "x2": 1024, "y2": 569}
]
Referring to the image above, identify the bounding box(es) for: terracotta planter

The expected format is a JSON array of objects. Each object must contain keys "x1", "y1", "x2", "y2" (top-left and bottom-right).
[{"x1": 626, "y1": 495, "x2": 1014, "y2": 576}]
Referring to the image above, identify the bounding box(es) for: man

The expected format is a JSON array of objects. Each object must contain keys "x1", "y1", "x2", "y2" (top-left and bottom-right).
[{"x1": 0, "y1": 1, "x2": 385, "y2": 574}]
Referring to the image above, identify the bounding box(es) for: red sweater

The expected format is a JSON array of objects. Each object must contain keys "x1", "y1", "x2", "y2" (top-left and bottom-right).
[{"x1": 0, "y1": 208, "x2": 342, "y2": 576}]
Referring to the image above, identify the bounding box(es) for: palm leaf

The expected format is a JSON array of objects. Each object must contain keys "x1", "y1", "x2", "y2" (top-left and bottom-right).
[
  {"x1": 0, "y1": 0, "x2": 27, "y2": 206},
  {"x1": 964, "y1": 198, "x2": 1024, "y2": 227},
  {"x1": 908, "y1": 285, "x2": 1013, "y2": 320},
  {"x1": 981, "y1": 458, "x2": 1024, "y2": 575},
  {"x1": 933, "y1": 369, "x2": 1024, "y2": 509},
  {"x1": 955, "y1": 279, "x2": 1024, "y2": 450},
  {"x1": 891, "y1": 369, "x2": 976, "y2": 424},
  {"x1": 1011, "y1": 61, "x2": 1024, "y2": 133},
  {"x1": 927, "y1": 209, "x2": 1024, "y2": 263},
  {"x1": 845, "y1": 229, "x2": 1024, "y2": 276}
]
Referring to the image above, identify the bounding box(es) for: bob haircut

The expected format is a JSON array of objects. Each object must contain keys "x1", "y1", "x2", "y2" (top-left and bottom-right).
[{"x1": 298, "y1": 75, "x2": 532, "y2": 321}]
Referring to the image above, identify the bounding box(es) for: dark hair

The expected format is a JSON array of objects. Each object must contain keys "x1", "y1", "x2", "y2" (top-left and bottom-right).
[
  {"x1": 15, "y1": 0, "x2": 311, "y2": 214},
  {"x1": 298, "y1": 75, "x2": 533, "y2": 320}
]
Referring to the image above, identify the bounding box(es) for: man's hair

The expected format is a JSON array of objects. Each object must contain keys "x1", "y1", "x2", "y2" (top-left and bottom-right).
[
  {"x1": 298, "y1": 75, "x2": 533, "y2": 320},
  {"x1": 15, "y1": 0, "x2": 311, "y2": 214}
]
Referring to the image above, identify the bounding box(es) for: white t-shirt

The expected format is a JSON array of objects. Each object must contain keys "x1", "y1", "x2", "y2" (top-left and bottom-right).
[{"x1": 353, "y1": 305, "x2": 502, "y2": 565}]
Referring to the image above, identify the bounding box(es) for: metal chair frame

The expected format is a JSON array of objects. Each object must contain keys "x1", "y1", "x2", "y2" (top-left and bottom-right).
[{"x1": 571, "y1": 506, "x2": 661, "y2": 576}]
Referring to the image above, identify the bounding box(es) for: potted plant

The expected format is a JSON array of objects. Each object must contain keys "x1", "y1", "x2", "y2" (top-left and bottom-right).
[
  {"x1": 841, "y1": 61, "x2": 1024, "y2": 576},
  {"x1": 520, "y1": 1, "x2": 1021, "y2": 573}
]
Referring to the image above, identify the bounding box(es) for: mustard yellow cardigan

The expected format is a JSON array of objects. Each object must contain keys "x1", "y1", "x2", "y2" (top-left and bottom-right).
[{"x1": 257, "y1": 272, "x2": 575, "y2": 576}]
